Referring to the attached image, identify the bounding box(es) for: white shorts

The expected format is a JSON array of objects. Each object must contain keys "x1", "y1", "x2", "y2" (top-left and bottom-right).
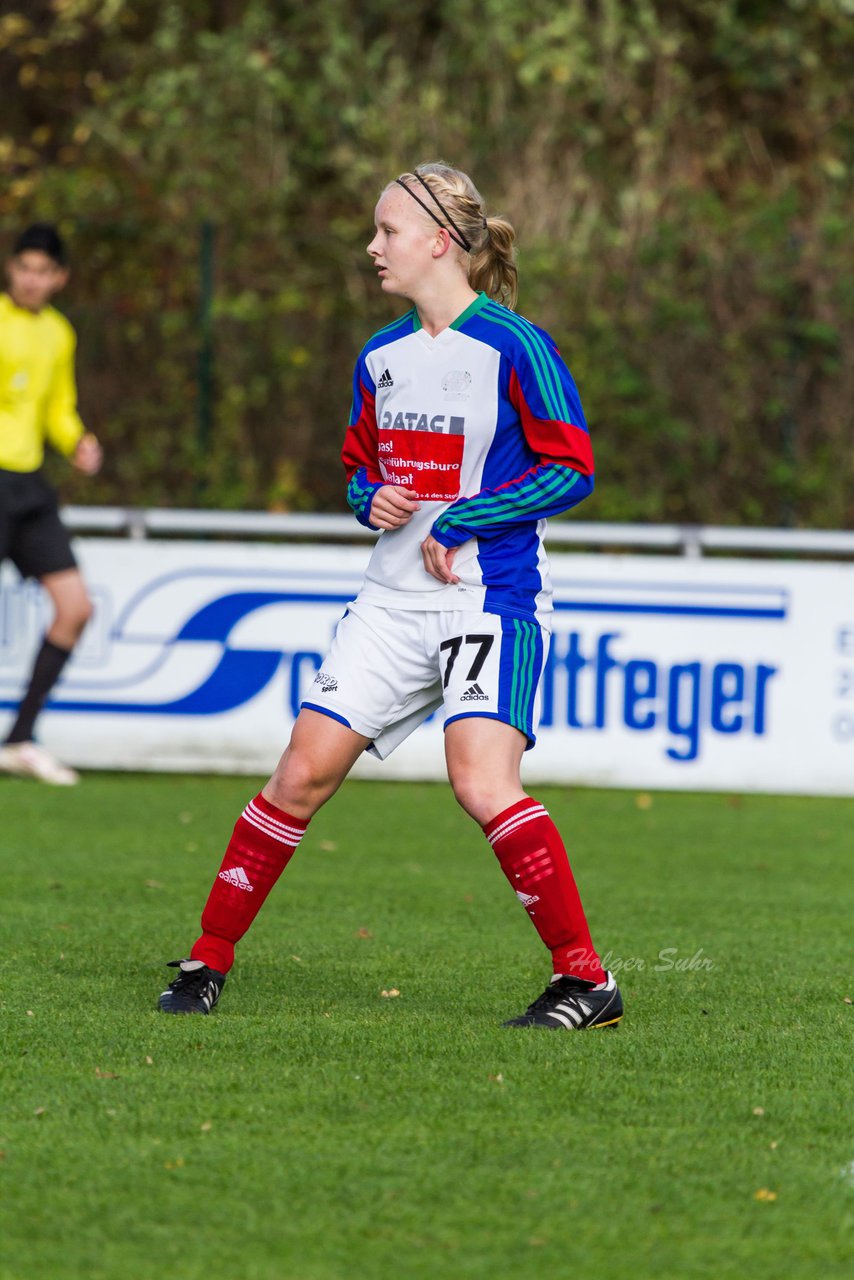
[{"x1": 301, "y1": 600, "x2": 549, "y2": 760}]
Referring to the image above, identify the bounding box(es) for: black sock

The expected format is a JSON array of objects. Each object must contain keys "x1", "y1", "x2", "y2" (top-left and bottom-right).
[{"x1": 4, "y1": 637, "x2": 73, "y2": 744}]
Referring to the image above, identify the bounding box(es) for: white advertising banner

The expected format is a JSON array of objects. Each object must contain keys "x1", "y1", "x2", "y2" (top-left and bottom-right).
[{"x1": 1, "y1": 539, "x2": 853, "y2": 794}]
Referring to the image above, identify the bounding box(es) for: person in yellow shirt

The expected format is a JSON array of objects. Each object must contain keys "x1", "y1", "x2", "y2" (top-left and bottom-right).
[{"x1": 0, "y1": 223, "x2": 102, "y2": 785}]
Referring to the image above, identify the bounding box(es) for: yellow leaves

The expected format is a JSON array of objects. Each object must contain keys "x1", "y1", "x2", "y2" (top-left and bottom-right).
[
  {"x1": 753, "y1": 1188, "x2": 777, "y2": 1202},
  {"x1": 752, "y1": 1106, "x2": 765, "y2": 1116},
  {"x1": 200, "y1": 1121, "x2": 212, "y2": 1133},
  {"x1": 0, "y1": 14, "x2": 32, "y2": 47},
  {"x1": 8, "y1": 176, "x2": 39, "y2": 202},
  {"x1": 355, "y1": 927, "x2": 373, "y2": 939},
  {"x1": 164, "y1": 1158, "x2": 185, "y2": 1170},
  {"x1": 380, "y1": 989, "x2": 400, "y2": 999},
  {"x1": 635, "y1": 793, "x2": 653, "y2": 810},
  {"x1": 94, "y1": 1067, "x2": 121, "y2": 1080}
]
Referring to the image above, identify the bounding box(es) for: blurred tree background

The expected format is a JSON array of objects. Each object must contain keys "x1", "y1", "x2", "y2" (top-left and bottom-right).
[{"x1": 1, "y1": 0, "x2": 851, "y2": 525}]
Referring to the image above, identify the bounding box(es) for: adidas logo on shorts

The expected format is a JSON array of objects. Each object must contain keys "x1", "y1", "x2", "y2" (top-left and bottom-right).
[
  {"x1": 460, "y1": 683, "x2": 489, "y2": 701},
  {"x1": 378, "y1": 368, "x2": 394, "y2": 388}
]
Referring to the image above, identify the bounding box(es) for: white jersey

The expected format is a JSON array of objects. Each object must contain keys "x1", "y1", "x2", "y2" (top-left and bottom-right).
[{"x1": 343, "y1": 293, "x2": 594, "y2": 624}]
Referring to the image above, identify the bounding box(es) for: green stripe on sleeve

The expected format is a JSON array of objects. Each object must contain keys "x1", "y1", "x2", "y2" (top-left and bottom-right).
[{"x1": 482, "y1": 302, "x2": 570, "y2": 423}]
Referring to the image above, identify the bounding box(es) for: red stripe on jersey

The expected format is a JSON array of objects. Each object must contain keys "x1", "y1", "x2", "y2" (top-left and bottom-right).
[
  {"x1": 509, "y1": 369, "x2": 594, "y2": 476},
  {"x1": 342, "y1": 380, "x2": 383, "y2": 483}
]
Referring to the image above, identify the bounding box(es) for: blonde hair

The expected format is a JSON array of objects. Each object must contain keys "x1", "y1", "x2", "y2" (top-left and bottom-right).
[{"x1": 392, "y1": 161, "x2": 518, "y2": 309}]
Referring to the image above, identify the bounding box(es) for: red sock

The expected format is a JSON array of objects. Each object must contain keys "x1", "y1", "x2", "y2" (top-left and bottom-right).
[
  {"x1": 483, "y1": 798, "x2": 606, "y2": 984},
  {"x1": 190, "y1": 794, "x2": 307, "y2": 973}
]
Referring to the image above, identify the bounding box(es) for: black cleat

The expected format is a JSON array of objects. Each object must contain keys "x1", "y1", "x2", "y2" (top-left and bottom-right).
[
  {"x1": 504, "y1": 971, "x2": 623, "y2": 1029},
  {"x1": 158, "y1": 959, "x2": 226, "y2": 1015}
]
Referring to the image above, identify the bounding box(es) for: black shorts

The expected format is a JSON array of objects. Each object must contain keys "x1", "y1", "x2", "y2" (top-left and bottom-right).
[{"x1": 0, "y1": 468, "x2": 77, "y2": 579}]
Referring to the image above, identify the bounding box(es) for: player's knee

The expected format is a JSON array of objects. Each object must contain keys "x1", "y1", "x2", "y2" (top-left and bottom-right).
[
  {"x1": 58, "y1": 592, "x2": 93, "y2": 637},
  {"x1": 448, "y1": 763, "x2": 504, "y2": 824},
  {"x1": 74, "y1": 594, "x2": 95, "y2": 632},
  {"x1": 268, "y1": 746, "x2": 334, "y2": 813},
  {"x1": 48, "y1": 595, "x2": 93, "y2": 649}
]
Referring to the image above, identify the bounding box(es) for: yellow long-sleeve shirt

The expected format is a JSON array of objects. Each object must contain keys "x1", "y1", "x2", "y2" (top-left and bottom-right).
[{"x1": 0, "y1": 292, "x2": 85, "y2": 472}]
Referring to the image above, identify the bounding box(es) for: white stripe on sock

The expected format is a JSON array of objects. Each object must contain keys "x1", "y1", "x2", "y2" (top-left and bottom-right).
[
  {"x1": 487, "y1": 805, "x2": 547, "y2": 845},
  {"x1": 241, "y1": 809, "x2": 302, "y2": 847},
  {"x1": 245, "y1": 800, "x2": 305, "y2": 842}
]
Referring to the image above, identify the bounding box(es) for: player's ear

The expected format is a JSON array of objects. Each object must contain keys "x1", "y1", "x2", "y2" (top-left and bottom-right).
[
  {"x1": 432, "y1": 227, "x2": 452, "y2": 259},
  {"x1": 52, "y1": 266, "x2": 70, "y2": 292}
]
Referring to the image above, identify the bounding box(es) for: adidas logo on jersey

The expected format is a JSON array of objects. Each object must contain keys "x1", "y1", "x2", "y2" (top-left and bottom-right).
[
  {"x1": 516, "y1": 890, "x2": 540, "y2": 907},
  {"x1": 461, "y1": 683, "x2": 489, "y2": 701},
  {"x1": 378, "y1": 368, "x2": 394, "y2": 388},
  {"x1": 218, "y1": 866, "x2": 254, "y2": 892}
]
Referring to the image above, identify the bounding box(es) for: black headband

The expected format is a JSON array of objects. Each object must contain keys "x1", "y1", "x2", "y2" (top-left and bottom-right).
[{"x1": 395, "y1": 173, "x2": 472, "y2": 252}]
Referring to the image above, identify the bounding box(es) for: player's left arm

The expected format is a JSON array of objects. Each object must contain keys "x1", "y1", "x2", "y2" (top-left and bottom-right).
[
  {"x1": 429, "y1": 336, "x2": 594, "y2": 549},
  {"x1": 44, "y1": 322, "x2": 88, "y2": 461}
]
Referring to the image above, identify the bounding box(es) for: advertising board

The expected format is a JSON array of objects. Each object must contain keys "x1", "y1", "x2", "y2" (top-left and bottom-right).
[{"x1": 2, "y1": 539, "x2": 852, "y2": 794}]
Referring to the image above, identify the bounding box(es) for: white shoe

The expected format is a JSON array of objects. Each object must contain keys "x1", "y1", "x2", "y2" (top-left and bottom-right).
[{"x1": 0, "y1": 742, "x2": 79, "y2": 786}]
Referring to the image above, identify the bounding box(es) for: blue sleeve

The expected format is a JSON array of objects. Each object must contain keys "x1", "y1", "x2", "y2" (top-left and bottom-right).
[{"x1": 430, "y1": 464, "x2": 593, "y2": 548}]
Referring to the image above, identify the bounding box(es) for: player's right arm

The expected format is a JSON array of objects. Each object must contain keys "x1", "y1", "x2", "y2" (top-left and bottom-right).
[{"x1": 341, "y1": 352, "x2": 419, "y2": 531}]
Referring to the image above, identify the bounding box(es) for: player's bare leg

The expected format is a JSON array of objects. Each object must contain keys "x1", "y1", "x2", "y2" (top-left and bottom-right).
[
  {"x1": 444, "y1": 717, "x2": 526, "y2": 824},
  {"x1": 0, "y1": 568, "x2": 93, "y2": 785},
  {"x1": 445, "y1": 716, "x2": 622, "y2": 1029},
  {"x1": 262, "y1": 708, "x2": 371, "y2": 819},
  {"x1": 40, "y1": 567, "x2": 93, "y2": 649}
]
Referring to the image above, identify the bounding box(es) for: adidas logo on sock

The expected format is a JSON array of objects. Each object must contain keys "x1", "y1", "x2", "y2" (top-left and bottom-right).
[
  {"x1": 516, "y1": 890, "x2": 540, "y2": 907},
  {"x1": 460, "y1": 683, "x2": 489, "y2": 701},
  {"x1": 218, "y1": 866, "x2": 254, "y2": 892},
  {"x1": 378, "y1": 368, "x2": 394, "y2": 388}
]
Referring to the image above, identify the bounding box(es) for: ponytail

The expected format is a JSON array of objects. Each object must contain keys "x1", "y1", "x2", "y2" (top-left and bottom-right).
[{"x1": 471, "y1": 215, "x2": 517, "y2": 309}]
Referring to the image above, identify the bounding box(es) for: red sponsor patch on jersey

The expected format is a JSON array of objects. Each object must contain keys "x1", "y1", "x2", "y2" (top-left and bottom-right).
[{"x1": 377, "y1": 429, "x2": 464, "y2": 501}]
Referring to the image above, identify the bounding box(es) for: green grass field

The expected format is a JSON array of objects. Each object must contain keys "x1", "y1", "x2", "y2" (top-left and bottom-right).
[{"x1": 1, "y1": 773, "x2": 852, "y2": 1280}]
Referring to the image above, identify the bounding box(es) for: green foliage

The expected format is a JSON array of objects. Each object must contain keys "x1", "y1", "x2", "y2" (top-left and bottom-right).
[{"x1": 1, "y1": 1, "x2": 851, "y2": 523}]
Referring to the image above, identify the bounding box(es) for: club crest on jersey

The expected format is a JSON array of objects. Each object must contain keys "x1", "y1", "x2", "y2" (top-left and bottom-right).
[
  {"x1": 379, "y1": 410, "x2": 465, "y2": 435},
  {"x1": 442, "y1": 370, "x2": 471, "y2": 401}
]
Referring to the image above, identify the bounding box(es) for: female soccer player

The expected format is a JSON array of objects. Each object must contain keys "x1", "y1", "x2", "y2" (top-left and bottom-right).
[{"x1": 159, "y1": 163, "x2": 623, "y2": 1030}]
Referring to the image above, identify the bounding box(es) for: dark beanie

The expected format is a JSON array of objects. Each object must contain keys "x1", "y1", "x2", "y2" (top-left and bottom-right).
[{"x1": 13, "y1": 223, "x2": 67, "y2": 266}]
